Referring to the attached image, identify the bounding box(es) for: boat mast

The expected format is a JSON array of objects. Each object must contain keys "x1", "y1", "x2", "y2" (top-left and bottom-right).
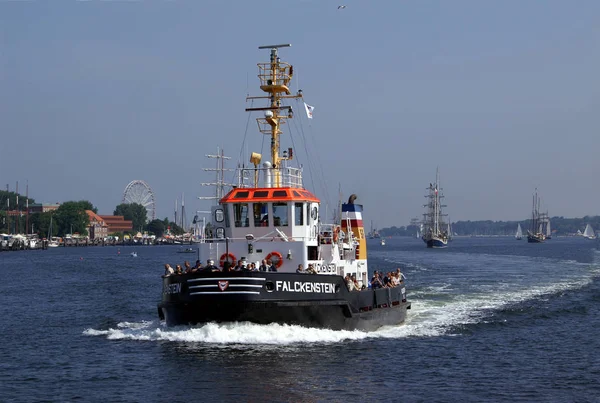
[
  {"x1": 530, "y1": 189, "x2": 536, "y2": 233},
  {"x1": 246, "y1": 44, "x2": 303, "y2": 188},
  {"x1": 200, "y1": 147, "x2": 234, "y2": 203},
  {"x1": 26, "y1": 181, "x2": 29, "y2": 235},
  {"x1": 434, "y1": 167, "x2": 440, "y2": 234},
  {"x1": 5, "y1": 184, "x2": 10, "y2": 235},
  {"x1": 16, "y1": 181, "x2": 19, "y2": 234}
]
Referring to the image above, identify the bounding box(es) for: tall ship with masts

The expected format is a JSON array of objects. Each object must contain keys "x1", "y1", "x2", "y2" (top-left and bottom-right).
[
  {"x1": 527, "y1": 189, "x2": 545, "y2": 243},
  {"x1": 157, "y1": 44, "x2": 410, "y2": 331},
  {"x1": 422, "y1": 168, "x2": 448, "y2": 248}
]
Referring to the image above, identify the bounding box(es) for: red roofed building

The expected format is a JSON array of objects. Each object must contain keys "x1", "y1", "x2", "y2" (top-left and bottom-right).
[
  {"x1": 99, "y1": 215, "x2": 133, "y2": 233},
  {"x1": 86, "y1": 210, "x2": 109, "y2": 240}
]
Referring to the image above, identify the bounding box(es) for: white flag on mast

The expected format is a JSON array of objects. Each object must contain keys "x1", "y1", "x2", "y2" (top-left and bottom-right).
[{"x1": 304, "y1": 102, "x2": 314, "y2": 119}]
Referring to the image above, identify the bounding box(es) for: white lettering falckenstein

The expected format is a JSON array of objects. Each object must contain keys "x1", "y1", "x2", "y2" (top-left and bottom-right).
[{"x1": 276, "y1": 281, "x2": 335, "y2": 293}]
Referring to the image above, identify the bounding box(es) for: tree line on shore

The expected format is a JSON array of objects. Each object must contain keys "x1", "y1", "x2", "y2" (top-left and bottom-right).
[
  {"x1": 2, "y1": 190, "x2": 597, "y2": 238},
  {"x1": 0, "y1": 190, "x2": 184, "y2": 238}
]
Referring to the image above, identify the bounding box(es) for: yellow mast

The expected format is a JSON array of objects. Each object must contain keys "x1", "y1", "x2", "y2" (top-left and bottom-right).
[{"x1": 246, "y1": 44, "x2": 303, "y2": 188}]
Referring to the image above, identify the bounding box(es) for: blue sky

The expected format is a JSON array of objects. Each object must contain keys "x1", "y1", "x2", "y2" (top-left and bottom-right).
[{"x1": 1, "y1": 1, "x2": 599, "y2": 227}]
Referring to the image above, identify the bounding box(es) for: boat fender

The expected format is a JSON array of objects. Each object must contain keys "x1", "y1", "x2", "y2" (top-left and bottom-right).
[
  {"x1": 266, "y1": 251, "x2": 283, "y2": 268},
  {"x1": 219, "y1": 253, "x2": 237, "y2": 268}
]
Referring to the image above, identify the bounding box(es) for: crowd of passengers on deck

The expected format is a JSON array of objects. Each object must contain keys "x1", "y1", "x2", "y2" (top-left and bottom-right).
[
  {"x1": 163, "y1": 260, "x2": 406, "y2": 292},
  {"x1": 342, "y1": 268, "x2": 404, "y2": 291},
  {"x1": 163, "y1": 258, "x2": 280, "y2": 276},
  {"x1": 369, "y1": 269, "x2": 405, "y2": 289}
]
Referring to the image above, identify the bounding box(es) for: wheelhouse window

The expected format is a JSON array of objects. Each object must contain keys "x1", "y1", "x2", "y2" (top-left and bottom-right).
[
  {"x1": 234, "y1": 203, "x2": 250, "y2": 227},
  {"x1": 273, "y1": 202, "x2": 289, "y2": 227},
  {"x1": 253, "y1": 191, "x2": 269, "y2": 198},
  {"x1": 214, "y1": 208, "x2": 224, "y2": 223},
  {"x1": 294, "y1": 202, "x2": 304, "y2": 226},
  {"x1": 253, "y1": 202, "x2": 269, "y2": 227},
  {"x1": 234, "y1": 191, "x2": 250, "y2": 199}
]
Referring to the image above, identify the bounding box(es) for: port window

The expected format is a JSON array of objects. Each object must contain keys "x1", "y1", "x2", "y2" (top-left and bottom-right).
[
  {"x1": 273, "y1": 190, "x2": 287, "y2": 198},
  {"x1": 253, "y1": 191, "x2": 269, "y2": 198},
  {"x1": 234, "y1": 191, "x2": 250, "y2": 199},
  {"x1": 273, "y1": 202, "x2": 289, "y2": 227},
  {"x1": 294, "y1": 202, "x2": 304, "y2": 226},
  {"x1": 214, "y1": 208, "x2": 224, "y2": 223},
  {"x1": 234, "y1": 203, "x2": 250, "y2": 227},
  {"x1": 253, "y1": 202, "x2": 269, "y2": 227}
]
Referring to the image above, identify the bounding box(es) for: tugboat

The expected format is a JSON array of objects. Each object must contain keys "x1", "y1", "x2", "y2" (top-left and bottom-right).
[{"x1": 157, "y1": 44, "x2": 410, "y2": 331}]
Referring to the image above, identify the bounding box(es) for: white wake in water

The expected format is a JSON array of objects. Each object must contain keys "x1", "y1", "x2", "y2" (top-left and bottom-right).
[
  {"x1": 84, "y1": 249, "x2": 600, "y2": 344},
  {"x1": 83, "y1": 268, "x2": 599, "y2": 344},
  {"x1": 83, "y1": 321, "x2": 376, "y2": 345},
  {"x1": 399, "y1": 257, "x2": 600, "y2": 338}
]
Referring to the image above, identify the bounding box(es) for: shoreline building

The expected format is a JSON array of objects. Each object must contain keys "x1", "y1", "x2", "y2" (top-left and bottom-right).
[
  {"x1": 28, "y1": 203, "x2": 60, "y2": 213},
  {"x1": 98, "y1": 215, "x2": 133, "y2": 234},
  {"x1": 85, "y1": 210, "x2": 109, "y2": 240}
]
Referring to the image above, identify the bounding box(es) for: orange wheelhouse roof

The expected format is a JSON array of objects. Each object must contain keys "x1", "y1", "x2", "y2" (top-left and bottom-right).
[{"x1": 220, "y1": 187, "x2": 320, "y2": 204}]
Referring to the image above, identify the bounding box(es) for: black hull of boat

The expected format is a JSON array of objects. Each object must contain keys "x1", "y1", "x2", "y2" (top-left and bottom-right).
[
  {"x1": 422, "y1": 236, "x2": 448, "y2": 248},
  {"x1": 158, "y1": 272, "x2": 410, "y2": 332},
  {"x1": 527, "y1": 235, "x2": 544, "y2": 243}
]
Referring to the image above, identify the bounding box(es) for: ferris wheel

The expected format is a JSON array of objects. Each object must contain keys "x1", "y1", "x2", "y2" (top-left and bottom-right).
[{"x1": 122, "y1": 180, "x2": 156, "y2": 221}]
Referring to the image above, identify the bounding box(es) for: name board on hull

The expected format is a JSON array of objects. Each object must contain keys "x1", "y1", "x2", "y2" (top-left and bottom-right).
[
  {"x1": 163, "y1": 283, "x2": 182, "y2": 295},
  {"x1": 313, "y1": 263, "x2": 336, "y2": 274},
  {"x1": 276, "y1": 280, "x2": 336, "y2": 293}
]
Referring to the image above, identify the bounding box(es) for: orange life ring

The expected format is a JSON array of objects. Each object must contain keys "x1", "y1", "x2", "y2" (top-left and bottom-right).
[
  {"x1": 219, "y1": 252, "x2": 236, "y2": 268},
  {"x1": 266, "y1": 251, "x2": 284, "y2": 268}
]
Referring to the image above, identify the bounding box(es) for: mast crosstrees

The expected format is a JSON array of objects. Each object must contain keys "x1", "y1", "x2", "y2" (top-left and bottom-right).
[{"x1": 244, "y1": 44, "x2": 304, "y2": 188}]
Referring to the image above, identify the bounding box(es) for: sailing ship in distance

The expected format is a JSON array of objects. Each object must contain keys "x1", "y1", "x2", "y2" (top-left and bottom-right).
[
  {"x1": 526, "y1": 188, "x2": 546, "y2": 243},
  {"x1": 422, "y1": 167, "x2": 448, "y2": 248}
]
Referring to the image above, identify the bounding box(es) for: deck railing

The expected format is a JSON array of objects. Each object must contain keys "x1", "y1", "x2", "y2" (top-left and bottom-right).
[{"x1": 236, "y1": 167, "x2": 303, "y2": 189}]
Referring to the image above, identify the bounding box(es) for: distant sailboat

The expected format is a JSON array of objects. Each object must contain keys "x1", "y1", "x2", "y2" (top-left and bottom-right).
[
  {"x1": 540, "y1": 211, "x2": 551, "y2": 239},
  {"x1": 546, "y1": 217, "x2": 552, "y2": 239},
  {"x1": 422, "y1": 168, "x2": 449, "y2": 248},
  {"x1": 416, "y1": 223, "x2": 423, "y2": 239},
  {"x1": 583, "y1": 224, "x2": 596, "y2": 240},
  {"x1": 48, "y1": 216, "x2": 59, "y2": 248},
  {"x1": 515, "y1": 223, "x2": 523, "y2": 240},
  {"x1": 368, "y1": 220, "x2": 380, "y2": 239},
  {"x1": 527, "y1": 189, "x2": 545, "y2": 243}
]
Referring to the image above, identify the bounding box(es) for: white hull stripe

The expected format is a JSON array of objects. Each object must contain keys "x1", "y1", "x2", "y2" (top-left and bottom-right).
[
  {"x1": 190, "y1": 291, "x2": 261, "y2": 295},
  {"x1": 190, "y1": 284, "x2": 263, "y2": 289},
  {"x1": 188, "y1": 277, "x2": 266, "y2": 283}
]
